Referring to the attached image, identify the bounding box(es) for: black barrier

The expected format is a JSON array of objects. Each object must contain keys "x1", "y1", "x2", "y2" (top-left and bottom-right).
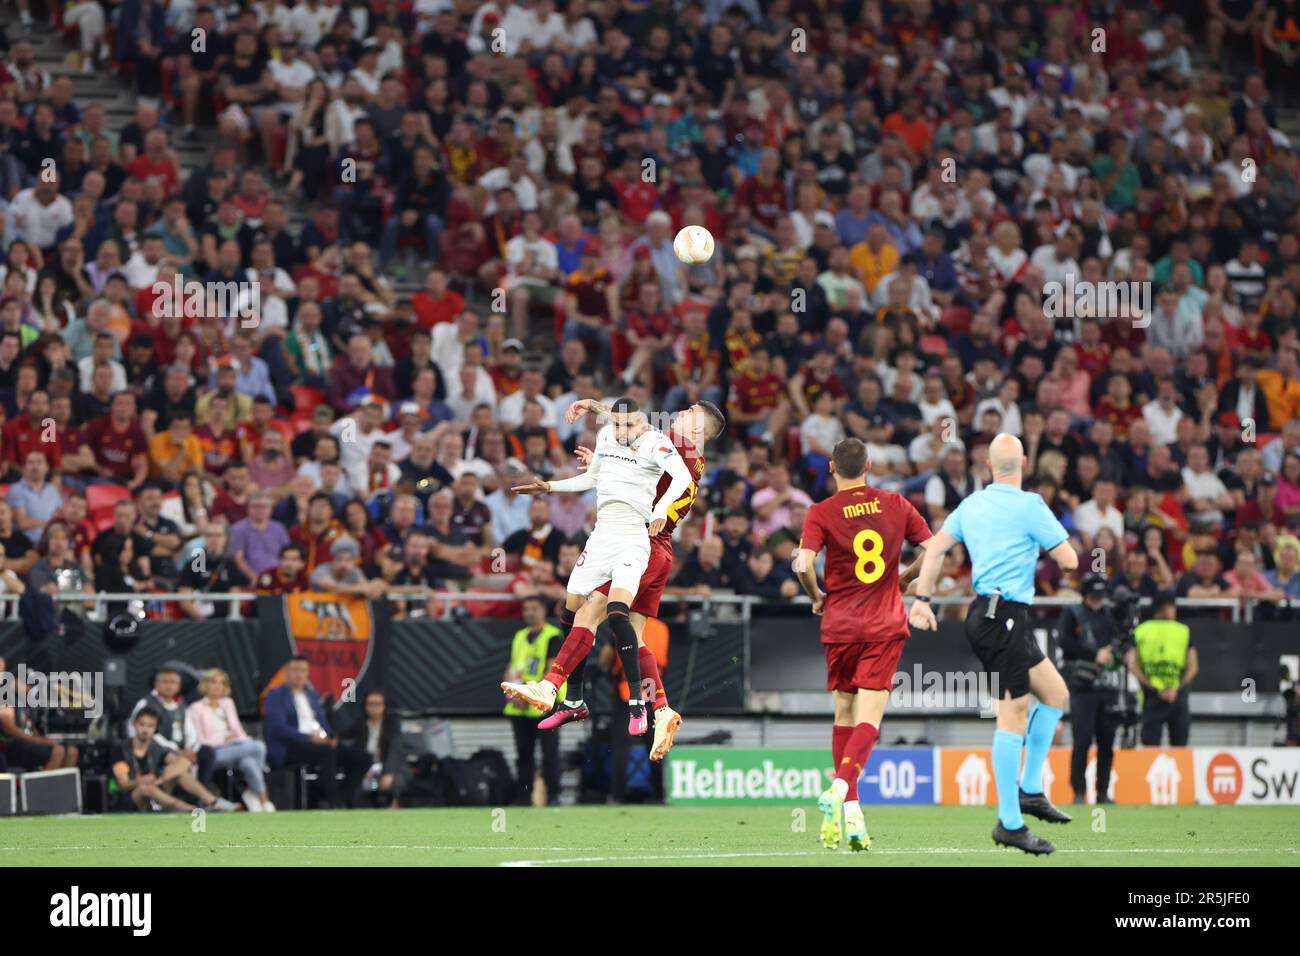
[
  {"x1": 0, "y1": 613, "x2": 1288, "y2": 717},
  {"x1": 749, "y1": 618, "x2": 1300, "y2": 694},
  {"x1": 0, "y1": 614, "x2": 746, "y2": 718}
]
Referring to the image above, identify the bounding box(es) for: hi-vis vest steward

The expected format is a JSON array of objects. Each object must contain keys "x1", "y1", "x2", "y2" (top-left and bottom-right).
[
  {"x1": 505, "y1": 623, "x2": 565, "y2": 717},
  {"x1": 1132, "y1": 618, "x2": 1191, "y2": 695}
]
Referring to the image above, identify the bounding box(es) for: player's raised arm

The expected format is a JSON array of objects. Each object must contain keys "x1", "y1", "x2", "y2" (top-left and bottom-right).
[{"x1": 564, "y1": 398, "x2": 610, "y2": 425}]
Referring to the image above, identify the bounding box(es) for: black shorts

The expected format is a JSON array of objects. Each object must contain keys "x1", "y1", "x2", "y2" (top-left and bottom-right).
[
  {"x1": 2, "y1": 739, "x2": 55, "y2": 770},
  {"x1": 964, "y1": 595, "x2": 1044, "y2": 700}
]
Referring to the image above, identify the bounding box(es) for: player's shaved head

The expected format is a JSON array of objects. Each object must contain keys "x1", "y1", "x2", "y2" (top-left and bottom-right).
[
  {"x1": 989, "y1": 432, "x2": 1025, "y2": 479},
  {"x1": 831, "y1": 438, "x2": 869, "y2": 479},
  {"x1": 694, "y1": 399, "x2": 726, "y2": 440}
]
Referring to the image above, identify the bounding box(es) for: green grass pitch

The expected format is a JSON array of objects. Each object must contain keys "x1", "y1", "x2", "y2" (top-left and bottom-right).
[{"x1": 3, "y1": 805, "x2": 1297, "y2": 866}]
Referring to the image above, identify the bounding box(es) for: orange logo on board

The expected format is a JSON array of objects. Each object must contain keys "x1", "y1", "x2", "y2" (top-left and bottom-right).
[{"x1": 939, "y1": 748, "x2": 1195, "y2": 805}]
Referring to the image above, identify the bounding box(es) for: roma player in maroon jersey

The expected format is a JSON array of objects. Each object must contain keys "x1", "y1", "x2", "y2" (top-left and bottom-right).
[
  {"x1": 793, "y1": 437, "x2": 934, "y2": 851},
  {"x1": 528, "y1": 398, "x2": 724, "y2": 761}
]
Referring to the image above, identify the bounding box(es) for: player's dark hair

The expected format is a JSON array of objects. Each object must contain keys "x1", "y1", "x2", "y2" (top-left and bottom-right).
[
  {"x1": 695, "y1": 399, "x2": 726, "y2": 439},
  {"x1": 134, "y1": 706, "x2": 161, "y2": 725},
  {"x1": 832, "y1": 438, "x2": 869, "y2": 479},
  {"x1": 280, "y1": 543, "x2": 306, "y2": 559},
  {"x1": 610, "y1": 396, "x2": 639, "y2": 414}
]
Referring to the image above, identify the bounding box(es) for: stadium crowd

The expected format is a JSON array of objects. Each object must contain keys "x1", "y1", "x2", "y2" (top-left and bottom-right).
[{"x1": 0, "y1": 0, "x2": 1296, "y2": 639}]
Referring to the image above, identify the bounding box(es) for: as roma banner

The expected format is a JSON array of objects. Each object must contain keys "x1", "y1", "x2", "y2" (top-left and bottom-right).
[{"x1": 256, "y1": 594, "x2": 392, "y2": 726}]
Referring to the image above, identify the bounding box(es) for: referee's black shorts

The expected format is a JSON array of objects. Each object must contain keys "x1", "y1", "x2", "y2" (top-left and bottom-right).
[{"x1": 964, "y1": 594, "x2": 1044, "y2": 700}]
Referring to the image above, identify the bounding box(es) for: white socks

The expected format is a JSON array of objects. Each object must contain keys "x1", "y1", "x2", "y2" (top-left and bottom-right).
[{"x1": 831, "y1": 778, "x2": 849, "y2": 799}]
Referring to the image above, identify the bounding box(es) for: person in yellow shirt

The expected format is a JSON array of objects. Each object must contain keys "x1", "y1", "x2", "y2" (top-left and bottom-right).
[
  {"x1": 848, "y1": 223, "x2": 899, "y2": 294},
  {"x1": 1259, "y1": 344, "x2": 1300, "y2": 430},
  {"x1": 149, "y1": 411, "x2": 204, "y2": 486}
]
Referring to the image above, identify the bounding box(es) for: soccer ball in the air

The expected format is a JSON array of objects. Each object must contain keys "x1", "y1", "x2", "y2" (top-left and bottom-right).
[{"x1": 673, "y1": 225, "x2": 715, "y2": 264}]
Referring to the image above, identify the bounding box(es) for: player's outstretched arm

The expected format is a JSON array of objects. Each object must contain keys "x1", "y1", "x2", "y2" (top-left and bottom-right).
[
  {"x1": 511, "y1": 476, "x2": 554, "y2": 495},
  {"x1": 909, "y1": 532, "x2": 955, "y2": 631}
]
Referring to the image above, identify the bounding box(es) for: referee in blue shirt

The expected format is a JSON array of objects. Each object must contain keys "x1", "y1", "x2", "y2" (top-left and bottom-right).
[{"x1": 910, "y1": 434, "x2": 1079, "y2": 855}]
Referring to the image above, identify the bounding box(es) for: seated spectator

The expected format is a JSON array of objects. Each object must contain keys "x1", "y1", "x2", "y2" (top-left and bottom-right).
[
  {"x1": 263, "y1": 655, "x2": 372, "y2": 809},
  {"x1": 1224, "y1": 550, "x2": 1286, "y2": 604},
  {"x1": 161, "y1": 472, "x2": 216, "y2": 540},
  {"x1": 148, "y1": 411, "x2": 204, "y2": 486},
  {"x1": 502, "y1": 496, "x2": 566, "y2": 570},
  {"x1": 0, "y1": 666, "x2": 79, "y2": 771},
  {"x1": 188, "y1": 668, "x2": 275, "y2": 812},
  {"x1": 230, "y1": 492, "x2": 291, "y2": 582},
  {"x1": 8, "y1": 450, "x2": 61, "y2": 545},
  {"x1": 799, "y1": 389, "x2": 847, "y2": 490},
  {"x1": 254, "y1": 543, "x2": 310, "y2": 596},
  {"x1": 246, "y1": 426, "x2": 297, "y2": 500},
  {"x1": 112, "y1": 708, "x2": 239, "y2": 814},
  {"x1": 176, "y1": 520, "x2": 249, "y2": 618},
  {"x1": 125, "y1": 667, "x2": 208, "y2": 780},
  {"x1": 83, "y1": 390, "x2": 149, "y2": 490},
  {"x1": 344, "y1": 690, "x2": 410, "y2": 808},
  {"x1": 750, "y1": 464, "x2": 813, "y2": 542},
  {"x1": 310, "y1": 535, "x2": 387, "y2": 598},
  {"x1": 133, "y1": 481, "x2": 184, "y2": 580}
]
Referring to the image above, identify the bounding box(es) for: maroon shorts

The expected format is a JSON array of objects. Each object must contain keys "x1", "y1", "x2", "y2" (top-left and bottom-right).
[
  {"x1": 824, "y1": 639, "x2": 905, "y2": 693},
  {"x1": 596, "y1": 537, "x2": 673, "y2": 617}
]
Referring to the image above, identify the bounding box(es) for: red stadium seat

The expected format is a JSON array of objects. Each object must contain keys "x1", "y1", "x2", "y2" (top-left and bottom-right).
[
  {"x1": 290, "y1": 386, "x2": 326, "y2": 418},
  {"x1": 0, "y1": 484, "x2": 10, "y2": 500},
  {"x1": 86, "y1": 484, "x2": 131, "y2": 515},
  {"x1": 920, "y1": 334, "x2": 949, "y2": 357}
]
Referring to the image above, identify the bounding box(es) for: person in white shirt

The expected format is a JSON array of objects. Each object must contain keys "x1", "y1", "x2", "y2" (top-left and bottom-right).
[
  {"x1": 503, "y1": 210, "x2": 559, "y2": 339},
  {"x1": 1181, "y1": 445, "x2": 1234, "y2": 528},
  {"x1": 445, "y1": 360, "x2": 498, "y2": 421},
  {"x1": 800, "y1": 390, "x2": 847, "y2": 475},
  {"x1": 497, "y1": 368, "x2": 557, "y2": 429},
  {"x1": 430, "y1": 309, "x2": 481, "y2": 386},
  {"x1": 1142, "y1": 378, "x2": 1185, "y2": 446},
  {"x1": 916, "y1": 372, "x2": 957, "y2": 428},
  {"x1": 10, "y1": 179, "x2": 73, "y2": 250},
  {"x1": 1029, "y1": 233, "x2": 1081, "y2": 288},
  {"x1": 288, "y1": 0, "x2": 337, "y2": 47},
  {"x1": 329, "y1": 399, "x2": 387, "y2": 480},
  {"x1": 77, "y1": 332, "x2": 127, "y2": 392},
  {"x1": 1072, "y1": 479, "x2": 1124, "y2": 548},
  {"x1": 479, "y1": 154, "x2": 540, "y2": 213},
  {"x1": 267, "y1": 42, "x2": 315, "y2": 118},
  {"x1": 974, "y1": 379, "x2": 1023, "y2": 437},
  {"x1": 122, "y1": 235, "x2": 168, "y2": 290}
]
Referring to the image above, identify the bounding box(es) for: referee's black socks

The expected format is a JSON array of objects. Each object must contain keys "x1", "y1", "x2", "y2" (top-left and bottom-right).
[{"x1": 606, "y1": 602, "x2": 643, "y2": 706}]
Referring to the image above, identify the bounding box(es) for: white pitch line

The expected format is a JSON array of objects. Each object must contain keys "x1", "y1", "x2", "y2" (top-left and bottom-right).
[
  {"x1": 0, "y1": 848, "x2": 603, "y2": 858},
  {"x1": 500, "y1": 846, "x2": 1300, "y2": 866}
]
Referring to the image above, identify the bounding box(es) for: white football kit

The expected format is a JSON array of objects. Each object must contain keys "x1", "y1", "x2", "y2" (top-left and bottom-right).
[{"x1": 549, "y1": 424, "x2": 694, "y2": 598}]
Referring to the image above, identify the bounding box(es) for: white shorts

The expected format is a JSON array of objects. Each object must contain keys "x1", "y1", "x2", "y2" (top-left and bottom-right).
[{"x1": 566, "y1": 523, "x2": 651, "y2": 598}]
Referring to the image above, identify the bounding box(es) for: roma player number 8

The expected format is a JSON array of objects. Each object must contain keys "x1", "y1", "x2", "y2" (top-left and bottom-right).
[{"x1": 852, "y1": 529, "x2": 886, "y2": 585}]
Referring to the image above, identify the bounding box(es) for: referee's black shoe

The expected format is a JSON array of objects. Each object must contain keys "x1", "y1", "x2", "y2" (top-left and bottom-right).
[
  {"x1": 1020, "y1": 788, "x2": 1073, "y2": 823},
  {"x1": 993, "y1": 822, "x2": 1056, "y2": 855}
]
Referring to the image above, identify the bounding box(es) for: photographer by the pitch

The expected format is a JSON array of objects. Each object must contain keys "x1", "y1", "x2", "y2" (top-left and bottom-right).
[
  {"x1": 1124, "y1": 595, "x2": 1198, "y2": 746},
  {"x1": 1056, "y1": 575, "x2": 1126, "y2": 802}
]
